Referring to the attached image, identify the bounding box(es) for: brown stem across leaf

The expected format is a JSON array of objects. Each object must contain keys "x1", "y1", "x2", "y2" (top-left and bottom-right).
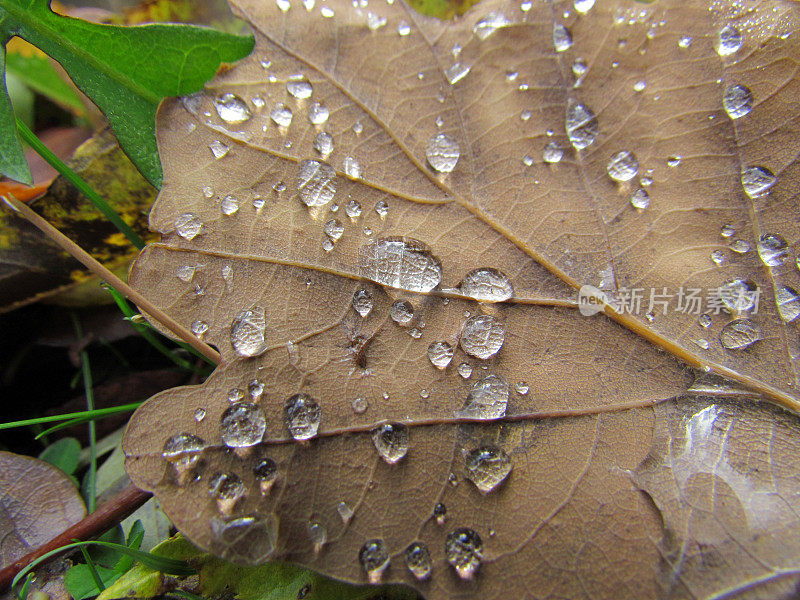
[{"x1": 0, "y1": 484, "x2": 152, "y2": 592}]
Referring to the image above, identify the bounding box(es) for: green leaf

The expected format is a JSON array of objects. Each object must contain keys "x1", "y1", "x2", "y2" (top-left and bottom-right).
[
  {"x1": 0, "y1": 0, "x2": 254, "y2": 186},
  {"x1": 5, "y1": 49, "x2": 85, "y2": 115},
  {"x1": 64, "y1": 563, "x2": 120, "y2": 600},
  {"x1": 38, "y1": 436, "x2": 81, "y2": 476}
]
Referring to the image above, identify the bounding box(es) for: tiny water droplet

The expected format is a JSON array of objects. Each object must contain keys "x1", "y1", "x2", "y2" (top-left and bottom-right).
[
  {"x1": 731, "y1": 239, "x2": 750, "y2": 253},
  {"x1": 307, "y1": 521, "x2": 327, "y2": 552},
  {"x1": 720, "y1": 319, "x2": 762, "y2": 350},
  {"x1": 320, "y1": 5, "x2": 334, "y2": 17},
  {"x1": 515, "y1": 381, "x2": 529, "y2": 394},
  {"x1": 284, "y1": 393, "x2": 321, "y2": 440},
  {"x1": 397, "y1": 20, "x2": 411, "y2": 35},
  {"x1": 298, "y1": 160, "x2": 337, "y2": 207},
  {"x1": 249, "y1": 379, "x2": 264, "y2": 400},
  {"x1": 366, "y1": 11, "x2": 387, "y2": 30},
  {"x1": 404, "y1": 542, "x2": 432, "y2": 580},
  {"x1": 607, "y1": 150, "x2": 639, "y2": 182},
  {"x1": 427, "y1": 341, "x2": 454, "y2": 369},
  {"x1": 574, "y1": 0, "x2": 594, "y2": 13},
  {"x1": 426, "y1": 133, "x2": 460, "y2": 173},
  {"x1": 667, "y1": 156, "x2": 682, "y2": 168},
  {"x1": 721, "y1": 224, "x2": 735, "y2": 238},
  {"x1": 699, "y1": 314, "x2": 712, "y2": 328},
  {"x1": 390, "y1": 300, "x2": 414, "y2": 324},
  {"x1": 162, "y1": 433, "x2": 205, "y2": 470},
  {"x1": 631, "y1": 188, "x2": 650, "y2": 209},
  {"x1": 678, "y1": 35, "x2": 693, "y2": 48},
  {"x1": 460, "y1": 315, "x2": 505, "y2": 359},
  {"x1": 345, "y1": 199, "x2": 362, "y2": 220},
  {"x1": 693, "y1": 338, "x2": 710, "y2": 350},
  {"x1": 455, "y1": 374, "x2": 509, "y2": 419},
  {"x1": 276, "y1": 0, "x2": 291, "y2": 11},
  {"x1": 718, "y1": 278, "x2": 759, "y2": 312},
  {"x1": 374, "y1": 199, "x2": 389, "y2": 219},
  {"x1": 459, "y1": 268, "x2": 513, "y2": 302},
  {"x1": 741, "y1": 166, "x2": 776, "y2": 198},
  {"x1": 216, "y1": 93, "x2": 251, "y2": 124},
  {"x1": 633, "y1": 80, "x2": 647, "y2": 92},
  {"x1": 230, "y1": 307, "x2": 268, "y2": 357},
  {"x1": 371, "y1": 423, "x2": 409, "y2": 464},
  {"x1": 228, "y1": 388, "x2": 244, "y2": 403},
  {"x1": 221, "y1": 195, "x2": 239, "y2": 216},
  {"x1": 220, "y1": 402, "x2": 266, "y2": 448},
  {"x1": 352, "y1": 397, "x2": 368, "y2": 413},
  {"x1": 711, "y1": 250, "x2": 725, "y2": 265},
  {"x1": 191, "y1": 320, "x2": 209, "y2": 337},
  {"x1": 359, "y1": 539, "x2": 390, "y2": 583},
  {"x1": 194, "y1": 408, "x2": 206, "y2": 422},
  {"x1": 445, "y1": 528, "x2": 483, "y2": 579},
  {"x1": 352, "y1": 120, "x2": 363, "y2": 134},
  {"x1": 337, "y1": 501, "x2": 354, "y2": 522},
  {"x1": 464, "y1": 445, "x2": 512, "y2": 492},
  {"x1": 433, "y1": 502, "x2": 446, "y2": 524},
  {"x1": 352, "y1": 288, "x2": 374, "y2": 317}
]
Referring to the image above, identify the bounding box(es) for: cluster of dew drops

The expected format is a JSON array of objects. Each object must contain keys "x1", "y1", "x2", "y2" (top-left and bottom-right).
[{"x1": 160, "y1": 0, "x2": 800, "y2": 583}]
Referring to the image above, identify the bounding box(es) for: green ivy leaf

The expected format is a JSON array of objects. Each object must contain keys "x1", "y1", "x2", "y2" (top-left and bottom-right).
[{"x1": 0, "y1": 0, "x2": 254, "y2": 186}]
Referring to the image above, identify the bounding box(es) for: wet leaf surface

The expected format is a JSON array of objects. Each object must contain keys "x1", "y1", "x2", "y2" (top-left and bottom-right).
[{"x1": 124, "y1": 0, "x2": 800, "y2": 598}]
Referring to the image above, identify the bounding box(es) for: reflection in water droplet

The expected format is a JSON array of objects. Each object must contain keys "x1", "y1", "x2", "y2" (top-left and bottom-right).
[
  {"x1": 718, "y1": 278, "x2": 759, "y2": 312},
  {"x1": 254, "y1": 458, "x2": 278, "y2": 495},
  {"x1": 445, "y1": 528, "x2": 483, "y2": 579},
  {"x1": 230, "y1": 307, "x2": 268, "y2": 357},
  {"x1": 757, "y1": 233, "x2": 789, "y2": 266},
  {"x1": 776, "y1": 286, "x2": 800, "y2": 322},
  {"x1": 631, "y1": 188, "x2": 649, "y2": 209},
  {"x1": 371, "y1": 423, "x2": 409, "y2": 464},
  {"x1": 607, "y1": 150, "x2": 639, "y2": 182},
  {"x1": 566, "y1": 102, "x2": 598, "y2": 150},
  {"x1": 457, "y1": 362, "x2": 473, "y2": 379},
  {"x1": 553, "y1": 23, "x2": 573, "y2": 51},
  {"x1": 313, "y1": 132, "x2": 334, "y2": 156},
  {"x1": 428, "y1": 341, "x2": 454, "y2": 369},
  {"x1": 358, "y1": 237, "x2": 442, "y2": 292},
  {"x1": 716, "y1": 24, "x2": 742, "y2": 57},
  {"x1": 426, "y1": 133, "x2": 460, "y2": 173},
  {"x1": 308, "y1": 102, "x2": 329, "y2": 125},
  {"x1": 456, "y1": 374, "x2": 509, "y2": 419},
  {"x1": 287, "y1": 79, "x2": 312, "y2": 99},
  {"x1": 175, "y1": 213, "x2": 203, "y2": 239},
  {"x1": 741, "y1": 166, "x2": 776, "y2": 198},
  {"x1": 459, "y1": 268, "x2": 513, "y2": 302},
  {"x1": 284, "y1": 393, "x2": 321, "y2": 440},
  {"x1": 209, "y1": 472, "x2": 246, "y2": 514},
  {"x1": 162, "y1": 433, "x2": 205, "y2": 472},
  {"x1": 390, "y1": 300, "x2": 414, "y2": 324},
  {"x1": 216, "y1": 93, "x2": 252, "y2": 124},
  {"x1": 723, "y1": 84, "x2": 753, "y2": 119},
  {"x1": 220, "y1": 402, "x2": 266, "y2": 448},
  {"x1": 405, "y1": 542, "x2": 432, "y2": 580},
  {"x1": 464, "y1": 446, "x2": 512, "y2": 492},
  {"x1": 543, "y1": 142, "x2": 564, "y2": 164},
  {"x1": 343, "y1": 156, "x2": 362, "y2": 179},
  {"x1": 460, "y1": 315, "x2": 505, "y2": 359},
  {"x1": 720, "y1": 318, "x2": 761, "y2": 350},
  {"x1": 359, "y1": 539, "x2": 390, "y2": 583},
  {"x1": 473, "y1": 12, "x2": 510, "y2": 40},
  {"x1": 297, "y1": 160, "x2": 337, "y2": 207}
]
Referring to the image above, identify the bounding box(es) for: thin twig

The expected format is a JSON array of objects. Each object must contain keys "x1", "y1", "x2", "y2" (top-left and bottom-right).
[
  {"x1": 0, "y1": 485, "x2": 152, "y2": 591},
  {"x1": 1, "y1": 195, "x2": 221, "y2": 365}
]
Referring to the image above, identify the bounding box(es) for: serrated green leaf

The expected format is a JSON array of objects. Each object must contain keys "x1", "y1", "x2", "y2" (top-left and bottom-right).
[
  {"x1": 0, "y1": 0, "x2": 254, "y2": 186},
  {"x1": 5, "y1": 49, "x2": 85, "y2": 115}
]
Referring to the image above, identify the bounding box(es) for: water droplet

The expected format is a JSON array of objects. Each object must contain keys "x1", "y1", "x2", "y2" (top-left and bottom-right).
[
  {"x1": 459, "y1": 268, "x2": 513, "y2": 302},
  {"x1": 228, "y1": 388, "x2": 244, "y2": 403},
  {"x1": 741, "y1": 166, "x2": 776, "y2": 198},
  {"x1": 572, "y1": 58, "x2": 587, "y2": 79},
  {"x1": 693, "y1": 338, "x2": 710, "y2": 350},
  {"x1": 366, "y1": 11, "x2": 387, "y2": 30},
  {"x1": 351, "y1": 397, "x2": 368, "y2": 413},
  {"x1": 230, "y1": 307, "x2": 268, "y2": 357},
  {"x1": 457, "y1": 362, "x2": 473, "y2": 379},
  {"x1": 254, "y1": 458, "x2": 278, "y2": 495},
  {"x1": 678, "y1": 35, "x2": 693, "y2": 48},
  {"x1": 433, "y1": 502, "x2": 446, "y2": 524},
  {"x1": 320, "y1": 5, "x2": 334, "y2": 17},
  {"x1": 308, "y1": 102, "x2": 330, "y2": 125},
  {"x1": 720, "y1": 318, "x2": 762, "y2": 350},
  {"x1": 464, "y1": 445, "x2": 512, "y2": 492},
  {"x1": 191, "y1": 320, "x2": 209, "y2": 337},
  {"x1": 337, "y1": 501, "x2": 354, "y2": 522},
  {"x1": 445, "y1": 528, "x2": 483, "y2": 579},
  {"x1": 271, "y1": 103, "x2": 293, "y2": 127},
  {"x1": 520, "y1": 109, "x2": 532, "y2": 122},
  {"x1": 515, "y1": 381, "x2": 529, "y2": 395},
  {"x1": 175, "y1": 213, "x2": 202, "y2": 239},
  {"x1": 460, "y1": 315, "x2": 505, "y2": 359},
  {"x1": 210, "y1": 140, "x2": 230, "y2": 159},
  {"x1": 397, "y1": 20, "x2": 411, "y2": 35},
  {"x1": 522, "y1": 154, "x2": 533, "y2": 166},
  {"x1": 276, "y1": 0, "x2": 290, "y2": 11},
  {"x1": 194, "y1": 408, "x2": 206, "y2": 422},
  {"x1": 358, "y1": 237, "x2": 442, "y2": 292},
  {"x1": 324, "y1": 218, "x2": 344, "y2": 241},
  {"x1": 520, "y1": 0, "x2": 531, "y2": 11},
  {"x1": 162, "y1": 433, "x2": 205, "y2": 471},
  {"x1": 716, "y1": 24, "x2": 742, "y2": 57},
  {"x1": 607, "y1": 150, "x2": 639, "y2": 182},
  {"x1": 220, "y1": 402, "x2": 266, "y2": 448},
  {"x1": 287, "y1": 79, "x2": 312, "y2": 99},
  {"x1": 351, "y1": 288, "x2": 374, "y2": 318},
  {"x1": 721, "y1": 224, "x2": 735, "y2": 238},
  {"x1": 427, "y1": 341, "x2": 454, "y2": 369},
  {"x1": 566, "y1": 102, "x2": 598, "y2": 150},
  {"x1": 343, "y1": 156, "x2": 362, "y2": 179},
  {"x1": 758, "y1": 233, "x2": 789, "y2": 266},
  {"x1": 352, "y1": 121, "x2": 363, "y2": 135},
  {"x1": 284, "y1": 393, "x2": 321, "y2": 440},
  {"x1": 776, "y1": 286, "x2": 800, "y2": 322},
  {"x1": 374, "y1": 199, "x2": 389, "y2": 219},
  {"x1": 631, "y1": 188, "x2": 650, "y2": 209},
  {"x1": 345, "y1": 199, "x2": 362, "y2": 220},
  {"x1": 248, "y1": 380, "x2": 264, "y2": 400},
  {"x1": 456, "y1": 374, "x2": 509, "y2": 419},
  {"x1": 209, "y1": 472, "x2": 246, "y2": 514},
  {"x1": 426, "y1": 133, "x2": 460, "y2": 173},
  {"x1": 633, "y1": 79, "x2": 647, "y2": 92},
  {"x1": 221, "y1": 195, "x2": 239, "y2": 216},
  {"x1": 553, "y1": 24, "x2": 573, "y2": 51},
  {"x1": 307, "y1": 521, "x2": 327, "y2": 553},
  {"x1": 543, "y1": 141, "x2": 564, "y2": 164},
  {"x1": 274, "y1": 181, "x2": 287, "y2": 193},
  {"x1": 357, "y1": 540, "x2": 390, "y2": 583},
  {"x1": 709, "y1": 250, "x2": 725, "y2": 265},
  {"x1": 216, "y1": 93, "x2": 251, "y2": 124},
  {"x1": 719, "y1": 278, "x2": 759, "y2": 312},
  {"x1": 699, "y1": 314, "x2": 712, "y2": 328},
  {"x1": 371, "y1": 423, "x2": 409, "y2": 464},
  {"x1": 313, "y1": 132, "x2": 334, "y2": 156},
  {"x1": 176, "y1": 265, "x2": 195, "y2": 282},
  {"x1": 723, "y1": 84, "x2": 753, "y2": 119},
  {"x1": 731, "y1": 239, "x2": 750, "y2": 253},
  {"x1": 390, "y1": 299, "x2": 414, "y2": 324},
  {"x1": 473, "y1": 12, "x2": 510, "y2": 40},
  {"x1": 444, "y1": 62, "x2": 470, "y2": 85},
  {"x1": 404, "y1": 542, "x2": 432, "y2": 580},
  {"x1": 297, "y1": 160, "x2": 337, "y2": 207},
  {"x1": 574, "y1": 0, "x2": 594, "y2": 13},
  {"x1": 202, "y1": 186, "x2": 214, "y2": 199}
]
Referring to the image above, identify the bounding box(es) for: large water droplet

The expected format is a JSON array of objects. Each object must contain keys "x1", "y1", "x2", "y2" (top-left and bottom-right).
[
  {"x1": 741, "y1": 166, "x2": 776, "y2": 198},
  {"x1": 359, "y1": 539, "x2": 390, "y2": 583},
  {"x1": 445, "y1": 528, "x2": 483, "y2": 579},
  {"x1": 358, "y1": 237, "x2": 442, "y2": 292},
  {"x1": 460, "y1": 315, "x2": 505, "y2": 359},
  {"x1": 716, "y1": 24, "x2": 742, "y2": 57},
  {"x1": 757, "y1": 233, "x2": 789, "y2": 266},
  {"x1": 426, "y1": 133, "x2": 460, "y2": 173},
  {"x1": 313, "y1": 132, "x2": 334, "y2": 156},
  {"x1": 464, "y1": 446, "x2": 512, "y2": 492},
  {"x1": 553, "y1": 24, "x2": 573, "y2": 52},
  {"x1": 566, "y1": 102, "x2": 598, "y2": 150},
  {"x1": 607, "y1": 150, "x2": 639, "y2": 182},
  {"x1": 162, "y1": 433, "x2": 205, "y2": 470},
  {"x1": 284, "y1": 393, "x2": 321, "y2": 440},
  {"x1": 308, "y1": 102, "x2": 330, "y2": 125},
  {"x1": 297, "y1": 160, "x2": 337, "y2": 207},
  {"x1": 723, "y1": 84, "x2": 753, "y2": 119},
  {"x1": 216, "y1": 93, "x2": 252, "y2": 124},
  {"x1": 287, "y1": 79, "x2": 313, "y2": 99},
  {"x1": 175, "y1": 213, "x2": 203, "y2": 240},
  {"x1": 404, "y1": 542, "x2": 432, "y2": 580},
  {"x1": 776, "y1": 286, "x2": 800, "y2": 322},
  {"x1": 390, "y1": 299, "x2": 414, "y2": 324},
  {"x1": 253, "y1": 458, "x2": 278, "y2": 495},
  {"x1": 352, "y1": 288, "x2": 373, "y2": 317},
  {"x1": 459, "y1": 268, "x2": 513, "y2": 302},
  {"x1": 230, "y1": 307, "x2": 268, "y2": 357},
  {"x1": 427, "y1": 340, "x2": 454, "y2": 369},
  {"x1": 455, "y1": 374, "x2": 509, "y2": 419},
  {"x1": 220, "y1": 402, "x2": 266, "y2": 448},
  {"x1": 473, "y1": 12, "x2": 510, "y2": 40},
  {"x1": 209, "y1": 472, "x2": 246, "y2": 514},
  {"x1": 718, "y1": 278, "x2": 759, "y2": 313},
  {"x1": 371, "y1": 423, "x2": 409, "y2": 464},
  {"x1": 720, "y1": 318, "x2": 762, "y2": 350}
]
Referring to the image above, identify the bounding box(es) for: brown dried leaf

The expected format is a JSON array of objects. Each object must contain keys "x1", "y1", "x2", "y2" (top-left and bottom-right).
[
  {"x1": 124, "y1": 0, "x2": 800, "y2": 598},
  {"x1": 0, "y1": 451, "x2": 86, "y2": 567}
]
